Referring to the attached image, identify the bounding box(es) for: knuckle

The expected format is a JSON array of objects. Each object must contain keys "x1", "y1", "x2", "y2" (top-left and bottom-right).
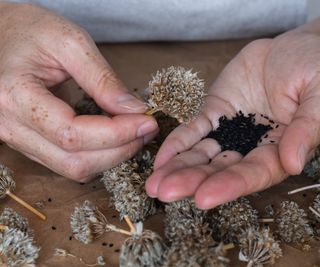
[
  {"x1": 55, "y1": 125, "x2": 81, "y2": 152},
  {"x1": 63, "y1": 154, "x2": 89, "y2": 180}
]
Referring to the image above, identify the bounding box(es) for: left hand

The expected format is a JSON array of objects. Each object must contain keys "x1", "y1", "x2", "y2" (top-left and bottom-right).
[{"x1": 146, "y1": 19, "x2": 320, "y2": 209}]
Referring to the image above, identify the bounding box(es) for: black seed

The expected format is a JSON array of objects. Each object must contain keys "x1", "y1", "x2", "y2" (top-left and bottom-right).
[
  {"x1": 92, "y1": 185, "x2": 96, "y2": 189},
  {"x1": 79, "y1": 183, "x2": 85, "y2": 185},
  {"x1": 52, "y1": 226, "x2": 56, "y2": 230},
  {"x1": 109, "y1": 243, "x2": 114, "y2": 247},
  {"x1": 112, "y1": 215, "x2": 117, "y2": 218},
  {"x1": 223, "y1": 155, "x2": 227, "y2": 158},
  {"x1": 264, "y1": 134, "x2": 268, "y2": 138},
  {"x1": 269, "y1": 119, "x2": 275, "y2": 124},
  {"x1": 303, "y1": 193, "x2": 307, "y2": 197},
  {"x1": 69, "y1": 236, "x2": 72, "y2": 241},
  {"x1": 102, "y1": 242, "x2": 107, "y2": 246},
  {"x1": 114, "y1": 249, "x2": 120, "y2": 253},
  {"x1": 275, "y1": 124, "x2": 279, "y2": 128},
  {"x1": 48, "y1": 198, "x2": 52, "y2": 202},
  {"x1": 270, "y1": 140, "x2": 275, "y2": 143},
  {"x1": 206, "y1": 111, "x2": 273, "y2": 156}
]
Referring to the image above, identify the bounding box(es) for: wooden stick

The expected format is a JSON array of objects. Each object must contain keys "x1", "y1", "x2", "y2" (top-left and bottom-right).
[
  {"x1": 259, "y1": 218, "x2": 274, "y2": 223},
  {"x1": 6, "y1": 190, "x2": 46, "y2": 221},
  {"x1": 223, "y1": 243, "x2": 235, "y2": 250},
  {"x1": 124, "y1": 215, "x2": 137, "y2": 234},
  {"x1": 288, "y1": 184, "x2": 320, "y2": 195},
  {"x1": 145, "y1": 107, "x2": 160, "y2": 116},
  {"x1": 112, "y1": 227, "x2": 132, "y2": 236},
  {"x1": 309, "y1": 206, "x2": 320, "y2": 218},
  {"x1": 0, "y1": 225, "x2": 8, "y2": 231}
]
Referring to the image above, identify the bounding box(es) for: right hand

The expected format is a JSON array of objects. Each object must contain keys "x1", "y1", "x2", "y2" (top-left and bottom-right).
[{"x1": 0, "y1": 3, "x2": 158, "y2": 181}]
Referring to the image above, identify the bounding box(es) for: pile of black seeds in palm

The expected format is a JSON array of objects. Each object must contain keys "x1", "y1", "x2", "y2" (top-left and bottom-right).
[{"x1": 206, "y1": 111, "x2": 273, "y2": 156}]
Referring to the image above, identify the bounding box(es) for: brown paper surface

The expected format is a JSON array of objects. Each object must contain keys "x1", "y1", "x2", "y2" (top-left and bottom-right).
[{"x1": 1, "y1": 40, "x2": 320, "y2": 266}]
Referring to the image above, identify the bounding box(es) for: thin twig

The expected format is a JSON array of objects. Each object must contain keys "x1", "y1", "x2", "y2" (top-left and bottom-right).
[
  {"x1": 223, "y1": 243, "x2": 235, "y2": 250},
  {"x1": 258, "y1": 218, "x2": 274, "y2": 223},
  {"x1": 124, "y1": 215, "x2": 137, "y2": 234},
  {"x1": 0, "y1": 224, "x2": 8, "y2": 231},
  {"x1": 288, "y1": 184, "x2": 320, "y2": 195},
  {"x1": 309, "y1": 206, "x2": 320, "y2": 218},
  {"x1": 6, "y1": 190, "x2": 46, "y2": 220}
]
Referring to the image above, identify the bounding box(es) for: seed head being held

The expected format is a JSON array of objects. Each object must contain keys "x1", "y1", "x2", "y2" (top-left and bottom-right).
[{"x1": 146, "y1": 66, "x2": 205, "y2": 124}]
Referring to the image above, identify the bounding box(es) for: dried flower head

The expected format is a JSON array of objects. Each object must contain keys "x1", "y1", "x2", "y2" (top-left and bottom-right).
[
  {"x1": 0, "y1": 228, "x2": 40, "y2": 267},
  {"x1": 275, "y1": 201, "x2": 313, "y2": 243},
  {"x1": 163, "y1": 239, "x2": 229, "y2": 267},
  {"x1": 101, "y1": 151, "x2": 157, "y2": 222},
  {"x1": 119, "y1": 229, "x2": 167, "y2": 267},
  {"x1": 0, "y1": 164, "x2": 15, "y2": 198},
  {"x1": 70, "y1": 200, "x2": 131, "y2": 244},
  {"x1": 211, "y1": 198, "x2": 259, "y2": 243},
  {"x1": 147, "y1": 66, "x2": 205, "y2": 124},
  {"x1": 164, "y1": 198, "x2": 211, "y2": 243},
  {"x1": 304, "y1": 145, "x2": 320, "y2": 177},
  {"x1": 0, "y1": 208, "x2": 30, "y2": 234},
  {"x1": 239, "y1": 227, "x2": 282, "y2": 267}
]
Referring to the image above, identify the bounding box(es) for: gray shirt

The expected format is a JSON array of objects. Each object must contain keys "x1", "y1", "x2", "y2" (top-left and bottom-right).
[{"x1": 10, "y1": 0, "x2": 308, "y2": 42}]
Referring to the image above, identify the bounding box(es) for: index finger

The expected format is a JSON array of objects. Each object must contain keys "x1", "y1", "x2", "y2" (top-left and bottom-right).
[{"x1": 9, "y1": 81, "x2": 158, "y2": 152}]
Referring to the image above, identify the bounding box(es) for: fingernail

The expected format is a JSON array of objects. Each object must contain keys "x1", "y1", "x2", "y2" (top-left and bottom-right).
[
  {"x1": 117, "y1": 94, "x2": 146, "y2": 111},
  {"x1": 137, "y1": 121, "x2": 158, "y2": 138},
  {"x1": 298, "y1": 144, "x2": 307, "y2": 172}
]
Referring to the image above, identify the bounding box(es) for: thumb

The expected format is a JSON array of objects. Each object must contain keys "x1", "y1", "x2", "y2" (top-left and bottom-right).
[
  {"x1": 53, "y1": 31, "x2": 146, "y2": 114},
  {"x1": 279, "y1": 85, "x2": 320, "y2": 175}
]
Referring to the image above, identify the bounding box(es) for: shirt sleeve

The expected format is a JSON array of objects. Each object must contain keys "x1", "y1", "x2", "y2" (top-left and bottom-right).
[
  {"x1": 307, "y1": 0, "x2": 320, "y2": 21},
  {"x1": 9, "y1": 0, "x2": 307, "y2": 42}
]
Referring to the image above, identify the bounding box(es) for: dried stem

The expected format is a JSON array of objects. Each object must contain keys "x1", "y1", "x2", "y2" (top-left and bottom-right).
[
  {"x1": 6, "y1": 190, "x2": 46, "y2": 221},
  {"x1": 258, "y1": 218, "x2": 274, "y2": 223},
  {"x1": 106, "y1": 224, "x2": 132, "y2": 236},
  {"x1": 0, "y1": 224, "x2": 8, "y2": 231},
  {"x1": 223, "y1": 243, "x2": 235, "y2": 250},
  {"x1": 309, "y1": 206, "x2": 320, "y2": 218},
  {"x1": 145, "y1": 107, "x2": 161, "y2": 116},
  {"x1": 124, "y1": 215, "x2": 137, "y2": 234},
  {"x1": 288, "y1": 184, "x2": 320, "y2": 195}
]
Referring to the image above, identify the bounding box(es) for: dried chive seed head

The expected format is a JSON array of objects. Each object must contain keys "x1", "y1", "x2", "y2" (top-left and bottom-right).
[
  {"x1": 0, "y1": 164, "x2": 15, "y2": 198},
  {"x1": 70, "y1": 200, "x2": 109, "y2": 244},
  {"x1": 211, "y1": 197, "x2": 259, "y2": 243},
  {"x1": 0, "y1": 228, "x2": 40, "y2": 267},
  {"x1": 304, "y1": 145, "x2": 320, "y2": 178},
  {"x1": 163, "y1": 240, "x2": 229, "y2": 267},
  {"x1": 275, "y1": 201, "x2": 313, "y2": 243},
  {"x1": 119, "y1": 230, "x2": 166, "y2": 267},
  {"x1": 0, "y1": 208, "x2": 30, "y2": 235},
  {"x1": 206, "y1": 112, "x2": 272, "y2": 156},
  {"x1": 164, "y1": 198, "x2": 211, "y2": 243},
  {"x1": 101, "y1": 150, "x2": 157, "y2": 222},
  {"x1": 147, "y1": 66, "x2": 205, "y2": 124},
  {"x1": 239, "y1": 227, "x2": 282, "y2": 266}
]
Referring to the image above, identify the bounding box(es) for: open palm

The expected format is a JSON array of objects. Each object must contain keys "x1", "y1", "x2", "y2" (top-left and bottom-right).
[{"x1": 146, "y1": 23, "x2": 320, "y2": 209}]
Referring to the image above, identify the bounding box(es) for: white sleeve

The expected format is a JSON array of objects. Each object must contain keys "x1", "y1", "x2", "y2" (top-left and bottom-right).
[
  {"x1": 307, "y1": 0, "x2": 320, "y2": 21},
  {"x1": 9, "y1": 0, "x2": 307, "y2": 42}
]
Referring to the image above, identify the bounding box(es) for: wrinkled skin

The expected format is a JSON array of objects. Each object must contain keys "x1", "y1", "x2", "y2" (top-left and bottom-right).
[
  {"x1": 146, "y1": 19, "x2": 320, "y2": 209},
  {"x1": 0, "y1": 3, "x2": 158, "y2": 181}
]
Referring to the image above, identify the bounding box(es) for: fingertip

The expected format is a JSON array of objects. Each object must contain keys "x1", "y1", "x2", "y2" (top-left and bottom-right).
[{"x1": 145, "y1": 173, "x2": 160, "y2": 198}]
